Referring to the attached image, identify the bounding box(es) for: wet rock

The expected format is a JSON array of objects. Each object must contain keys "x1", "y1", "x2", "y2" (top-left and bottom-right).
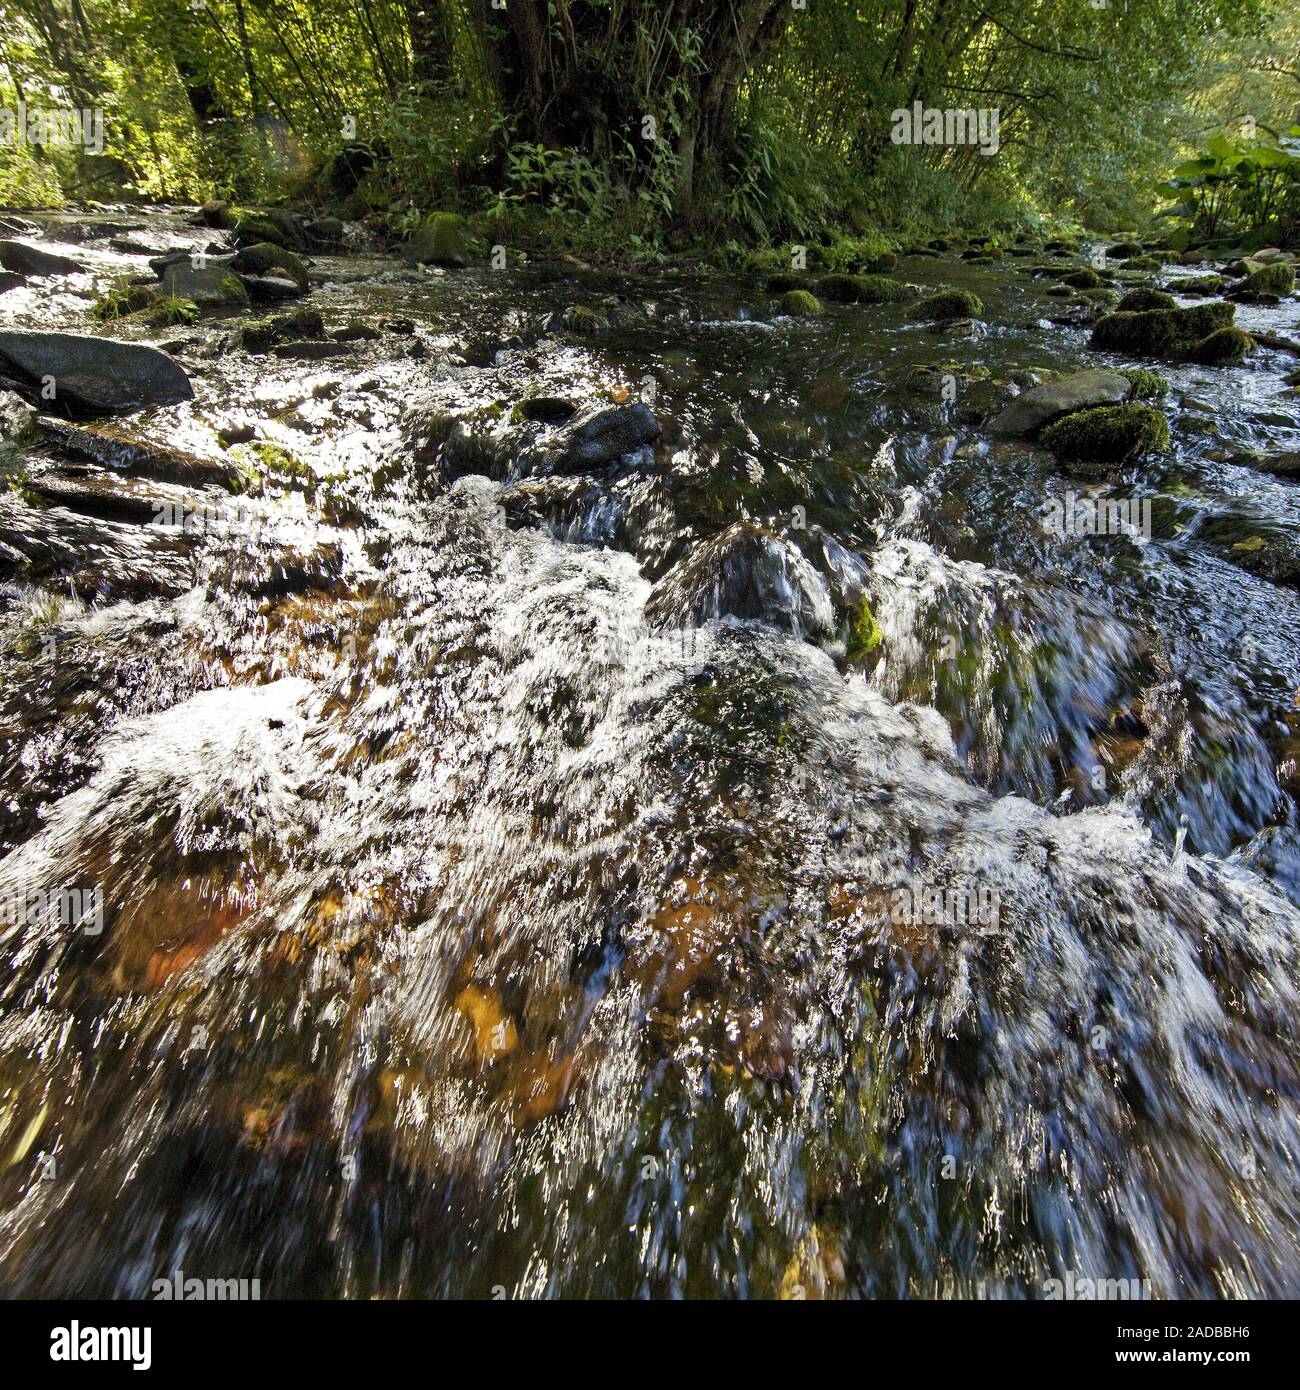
[
  {"x1": 0, "y1": 388, "x2": 38, "y2": 442},
  {"x1": 36, "y1": 416, "x2": 243, "y2": 488},
  {"x1": 1038, "y1": 403, "x2": 1171, "y2": 467},
  {"x1": 0, "y1": 490, "x2": 194, "y2": 598},
  {"x1": 988, "y1": 369, "x2": 1132, "y2": 436},
  {"x1": 1117, "y1": 287, "x2": 1175, "y2": 312},
  {"x1": 1234, "y1": 262, "x2": 1295, "y2": 302},
  {"x1": 815, "y1": 273, "x2": 913, "y2": 305},
  {"x1": 240, "y1": 307, "x2": 325, "y2": 353},
  {"x1": 272, "y1": 340, "x2": 352, "y2": 361},
  {"x1": 232, "y1": 242, "x2": 309, "y2": 291},
  {"x1": 1200, "y1": 517, "x2": 1300, "y2": 589},
  {"x1": 402, "y1": 212, "x2": 471, "y2": 267},
  {"x1": 518, "y1": 395, "x2": 577, "y2": 424},
  {"x1": 231, "y1": 206, "x2": 304, "y2": 250},
  {"x1": 0, "y1": 331, "x2": 194, "y2": 414},
  {"x1": 556, "y1": 404, "x2": 661, "y2": 474},
  {"x1": 779, "y1": 289, "x2": 822, "y2": 316},
  {"x1": 910, "y1": 288, "x2": 983, "y2": 321},
  {"x1": 645, "y1": 521, "x2": 834, "y2": 638},
  {"x1": 332, "y1": 321, "x2": 381, "y2": 342},
  {"x1": 0, "y1": 271, "x2": 26, "y2": 293},
  {"x1": 26, "y1": 467, "x2": 196, "y2": 525},
  {"x1": 304, "y1": 216, "x2": 345, "y2": 249},
  {"x1": 0, "y1": 239, "x2": 83, "y2": 277},
  {"x1": 1187, "y1": 327, "x2": 1254, "y2": 365},
  {"x1": 242, "y1": 275, "x2": 305, "y2": 302},
  {"x1": 1089, "y1": 300, "x2": 1235, "y2": 358},
  {"x1": 161, "y1": 259, "x2": 250, "y2": 309}
]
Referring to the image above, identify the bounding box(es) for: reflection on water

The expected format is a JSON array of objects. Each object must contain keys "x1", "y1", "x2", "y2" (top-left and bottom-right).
[{"x1": 1, "y1": 212, "x2": 1299, "y2": 1298}]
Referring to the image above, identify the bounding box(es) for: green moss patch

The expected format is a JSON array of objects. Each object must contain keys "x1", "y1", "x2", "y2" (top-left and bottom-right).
[
  {"x1": 779, "y1": 289, "x2": 823, "y2": 317},
  {"x1": 1089, "y1": 300, "x2": 1235, "y2": 358},
  {"x1": 910, "y1": 288, "x2": 983, "y2": 321},
  {"x1": 1039, "y1": 403, "x2": 1171, "y2": 464}
]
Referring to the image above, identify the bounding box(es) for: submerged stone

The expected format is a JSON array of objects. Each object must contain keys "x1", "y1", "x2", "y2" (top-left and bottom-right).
[{"x1": 645, "y1": 521, "x2": 834, "y2": 638}]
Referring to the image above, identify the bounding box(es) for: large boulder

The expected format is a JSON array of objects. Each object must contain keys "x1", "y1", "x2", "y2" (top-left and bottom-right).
[
  {"x1": 0, "y1": 239, "x2": 83, "y2": 277},
  {"x1": 1090, "y1": 300, "x2": 1235, "y2": 357},
  {"x1": 988, "y1": 369, "x2": 1132, "y2": 436},
  {"x1": 402, "y1": 213, "x2": 472, "y2": 268},
  {"x1": 0, "y1": 331, "x2": 194, "y2": 415},
  {"x1": 556, "y1": 404, "x2": 661, "y2": 474}
]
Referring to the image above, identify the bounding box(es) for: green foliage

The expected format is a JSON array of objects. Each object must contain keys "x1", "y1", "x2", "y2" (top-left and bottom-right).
[
  {"x1": 1155, "y1": 127, "x2": 1300, "y2": 244},
  {"x1": 846, "y1": 598, "x2": 884, "y2": 663}
]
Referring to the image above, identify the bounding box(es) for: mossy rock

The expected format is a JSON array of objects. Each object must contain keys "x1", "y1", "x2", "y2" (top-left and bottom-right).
[
  {"x1": 1106, "y1": 241, "x2": 1144, "y2": 258},
  {"x1": 1079, "y1": 288, "x2": 1120, "y2": 305},
  {"x1": 910, "y1": 288, "x2": 982, "y2": 321},
  {"x1": 1063, "y1": 267, "x2": 1102, "y2": 289},
  {"x1": 865, "y1": 251, "x2": 897, "y2": 272},
  {"x1": 1117, "y1": 288, "x2": 1176, "y2": 312},
  {"x1": 766, "y1": 273, "x2": 805, "y2": 293},
  {"x1": 1039, "y1": 403, "x2": 1170, "y2": 464},
  {"x1": 1123, "y1": 255, "x2": 1163, "y2": 270},
  {"x1": 161, "y1": 261, "x2": 251, "y2": 309},
  {"x1": 1089, "y1": 300, "x2": 1235, "y2": 358},
  {"x1": 232, "y1": 242, "x2": 309, "y2": 291},
  {"x1": 1237, "y1": 262, "x2": 1295, "y2": 300},
  {"x1": 1187, "y1": 326, "x2": 1254, "y2": 365},
  {"x1": 402, "y1": 212, "x2": 472, "y2": 268},
  {"x1": 815, "y1": 274, "x2": 865, "y2": 303},
  {"x1": 779, "y1": 289, "x2": 823, "y2": 317},
  {"x1": 232, "y1": 207, "x2": 303, "y2": 250},
  {"x1": 1044, "y1": 239, "x2": 1078, "y2": 253},
  {"x1": 1118, "y1": 368, "x2": 1168, "y2": 399},
  {"x1": 1175, "y1": 274, "x2": 1229, "y2": 296},
  {"x1": 814, "y1": 273, "x2": 912, "y2": 304}
]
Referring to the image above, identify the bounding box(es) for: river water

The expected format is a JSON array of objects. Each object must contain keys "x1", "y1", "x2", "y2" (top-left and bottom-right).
[{"x1": 1, "y1": 211, "x2": 1298, "y2": 1298}]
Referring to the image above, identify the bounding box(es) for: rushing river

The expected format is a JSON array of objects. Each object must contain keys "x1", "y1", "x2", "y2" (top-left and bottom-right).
[{"x1": 1, "y1": 210, "x2": 1298, "y2": 1298}]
